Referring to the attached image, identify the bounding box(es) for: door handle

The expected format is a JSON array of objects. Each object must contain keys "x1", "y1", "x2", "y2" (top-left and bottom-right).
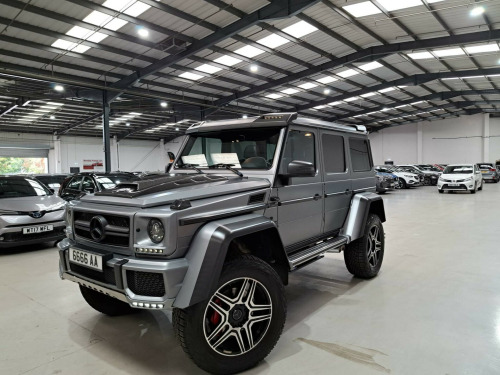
[{"x1": 313, "y1": 194, "x2": 321, "y2": 201}]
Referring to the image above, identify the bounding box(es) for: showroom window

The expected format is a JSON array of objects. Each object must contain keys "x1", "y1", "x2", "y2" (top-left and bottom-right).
[
  {"x1": 349, "y1": 138, "x2": 372, "y2": 172},
  {"x1": 322, "y1": 134, "x2": 345, "y2": 173}
]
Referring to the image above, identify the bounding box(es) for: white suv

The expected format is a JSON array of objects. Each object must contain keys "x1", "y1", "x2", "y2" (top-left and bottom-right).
[{"x1": 437, "y1": 164, "x2": 483, "y2": 193}]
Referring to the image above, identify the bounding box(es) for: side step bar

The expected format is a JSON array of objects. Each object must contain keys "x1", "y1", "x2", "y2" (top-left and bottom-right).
[{"x1": 288, "y1": 236, "x2": 348, "y2": 270}]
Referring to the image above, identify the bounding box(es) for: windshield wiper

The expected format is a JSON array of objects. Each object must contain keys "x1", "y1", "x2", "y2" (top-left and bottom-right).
[
  {"x1": 208, "y1": 163, "x2": 243, "y2": 177},
  {"x1": 180, "y1": 163, "x2": 203, "y2": 174}
]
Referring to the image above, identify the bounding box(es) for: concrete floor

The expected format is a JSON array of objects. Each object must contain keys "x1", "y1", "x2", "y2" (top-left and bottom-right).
[{"x1": 2, "y1": 184, "x2": 500, "y2": 375}]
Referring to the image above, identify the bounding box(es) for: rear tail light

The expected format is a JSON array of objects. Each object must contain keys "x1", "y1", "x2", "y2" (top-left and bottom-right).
[{"x1": 490, "y1": 168, "x2": 496, "y2": 172}]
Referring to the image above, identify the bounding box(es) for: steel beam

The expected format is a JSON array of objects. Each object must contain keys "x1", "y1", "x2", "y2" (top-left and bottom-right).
[
  {"x1": 106, "y1": 0, "x2": 322, "y2": 101},
  {"x1": 103, "y1": 91, "x2": 111, "y2": 173}
]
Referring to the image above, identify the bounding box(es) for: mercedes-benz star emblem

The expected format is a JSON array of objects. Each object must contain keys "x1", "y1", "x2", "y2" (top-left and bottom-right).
[{"x1": 89, "y1": 215, "x2": 108, "y2": 242}]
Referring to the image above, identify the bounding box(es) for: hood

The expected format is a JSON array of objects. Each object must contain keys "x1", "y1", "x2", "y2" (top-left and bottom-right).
[
  {"x1": 0, "y1": 195, "x2": 66, "y2": 213},
  {"x1": 82, "y1": 173, "x2": 271, "y2": 208},
  {"x1": 441, "y1": 173, "x2": 473, "y2": 180}
]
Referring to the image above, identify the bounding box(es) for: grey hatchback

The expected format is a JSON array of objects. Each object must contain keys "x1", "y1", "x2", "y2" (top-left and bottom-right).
[{"x1": 0, "y1": 176, "x2": 66, "y2": 248}]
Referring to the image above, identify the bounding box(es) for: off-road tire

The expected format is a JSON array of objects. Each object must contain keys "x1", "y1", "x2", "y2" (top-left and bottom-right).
[
  {"x1": 79, "y1": 285, "x2": 136, "y2": 316},
  {"x1": 438, "y1": 189, "x2": 443, "y2": 193},
  {"x1": 173, "y1": 255, "x2": 286, "y2": 375},
  {"x1": 344, "y1": 214, "x2": 384, "y2": 279},
  {"x1": 399, "y1": 178, "x2": 407, "y2": 189},
  {"x1": 423, "y1": 176, "x2": 431, "y2": 186}
]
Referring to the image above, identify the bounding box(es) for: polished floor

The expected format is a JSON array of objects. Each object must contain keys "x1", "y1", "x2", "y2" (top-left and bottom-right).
[{"x1": 2, "y1": 184, "x2": 500, "y2": 374}]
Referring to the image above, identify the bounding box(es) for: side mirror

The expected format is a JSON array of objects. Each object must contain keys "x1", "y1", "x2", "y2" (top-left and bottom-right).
[{"x1": 283, "y1": 160, "x2": 316, "y2": 178}]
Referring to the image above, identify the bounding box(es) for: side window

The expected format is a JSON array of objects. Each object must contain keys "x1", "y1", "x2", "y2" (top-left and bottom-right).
[
  {"x1": 280, "y1": 130, "x2": 315, "y2": 173},
  {"x1": 67, "y1": 177, "x2": 82, "y2": 190},
  {"x1": 349, "y1": 138, "x2": 372, "y2": 172},
  {"x1": 322, "y1": 134, "x2": 345, "y2": 173},
  {"x1": 81, "y1": 177, "x2": 96, "y2": 192}
]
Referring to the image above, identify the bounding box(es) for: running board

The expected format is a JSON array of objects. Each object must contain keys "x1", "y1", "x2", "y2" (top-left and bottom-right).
[{"x1": 288, "y1": 236, "x2": 348, "y2": 270}]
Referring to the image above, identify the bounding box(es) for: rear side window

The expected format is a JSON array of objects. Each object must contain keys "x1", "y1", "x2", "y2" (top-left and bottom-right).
[
  {"x1": 280, "y1": 130, "x2": 315, "y2": 173},
  {"x1": 349, "y1": 138, "x2": 372, "y2": 172},
  {"x1": 322, "y1": 134, "x2": 345, "y2": 173}
]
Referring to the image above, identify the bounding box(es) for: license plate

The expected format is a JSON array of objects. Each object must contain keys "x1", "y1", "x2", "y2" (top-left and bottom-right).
[
  {"x1": 481, "y1": 171, "x2": 488, "y2": 174},
  {"x1": 69, "y1": 248, "x2": 103, "y2": 271},
  {"x1": 448, "y1": 183, "x2": 459, "y2": 186},
  {"x1": 23, "y1": 225, "x2": 53, "y2": 234}
]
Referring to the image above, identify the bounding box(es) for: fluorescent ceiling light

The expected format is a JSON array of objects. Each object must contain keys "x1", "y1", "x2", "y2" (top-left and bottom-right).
[
  {"x1": 379, "y1": 87, "x2": 395, "y2": 93},
  {"x1": 72, "y1": 45, "x2": 91, "y2": 53},
  {"x1": 137, "y1": 28, "x2": 149, "y2": 37},
  {"x1": 66, "y1": 26, "x2": 93, "y2": 40},
  {"x1": 47, "y1": 102, "x2": 63, "y2": 106},
  {"x1": 105, "y1": 18, "x2": 128, "y2": 31},
  {"x1": 465, "y1": 43, "x2": 499, "y2": 54},
  {"x1": 361, "y1": 92, "x2": 376, "y2": 98},
  {"x1": 40, "y1": 106, "x2": 58, "y2": 110},
  {"x1": 408, "y1": 51, "x2": 434, "y2": 59},
  {"x1": 337, "y1": 69, "x2": 359, "y2": 78},
  {"x1": 470, "y1": 6, "x2": 485, "y2": 16},
  {"x1": 281, "y1": 88, "x2": 300, "y2": 95},
  {"x1": 344, "y1": 97, "x2": 358, "y2": 102},
  {"x1": 359, "y1": 61, "x2": 383, "y2": 71},
  {"x1": 33, "y1": 109, "x2": 50, "y2": 112},
  {"x1": 329, "y1": 101, "x2": 341, "y2": 106},
  {"x1": 316, "y1": 76, "x2": 337, "y2": 84},
  {"x1": 87, "y1": 31, "x2": 107, "y2": 43},
  {"x1": 102, "y1": 0, "x2": 125, "y2": 11},
  {"x1": 297, "y1": 82, "x2": 318, "y2": 89},
  {"x1": 124, "y1": 1, "x2": 151, "y2": 17},
  {"x1": 257, "y1": 33, "x2": 289, "y2": 49},
  {"x1": 433, "y1": 48, "x2": 465, "y2": 57},
  {"x1": 265, "y1": 93, "x2": 283, "y2": 99},
  {"x1": 51, "y1": 39, "x2": 90, "y2": 53},
  {"x1": 377, "y1": 0, "x2": 422, "y2": 12},
  {"x1": 195, "y1": 64, "x2": 222, "y2": 74},
  {"x1": 395, "y1": 104, "x2": 408, "y2": 108},
  {"x1": 282, "y1": 21, "x2": 318, "y2": 38},
  {"x1": 179, "y1": 72, "x2": 204, "y2": 80},
  {"x1": 314, "y1": 105, "x2": 328, "y2": 109},
  {"x1": 129, "y1": 112, "x2": 142, "y2": 116},
  {"x1": 234, "y1": 45, "x2": 265, "y2": 58},
  {"x1": 411, "y1": 101, "x2": 424, "y2": 105},
  {"x1": 214, "y1": 55, "x2": 242, "y2": 66},
  {"x1": 83, "y1": 11, "x2": 111, "y2": 26},
  {"x1": 461, "y1": 76, "x2": 483, "y2": 79},
  {"x1": 343, "y1": 1, "x2": 382, "y2": 17}
]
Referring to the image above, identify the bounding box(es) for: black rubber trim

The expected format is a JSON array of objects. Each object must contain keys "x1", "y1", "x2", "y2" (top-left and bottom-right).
[
  {"x1": 178, "y1": 204, "x2": 267, "y2": 226},
  {"x1": 277, "y1": 196, "x2": 317, "y2": 206},
  {"x1": 113, "y1": 259, "x2": 128, "y2": 290}
]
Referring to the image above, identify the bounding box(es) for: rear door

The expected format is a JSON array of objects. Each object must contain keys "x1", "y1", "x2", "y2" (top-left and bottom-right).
[
  {"x1": 348, "y1": 137, "x2": 375, "y2": 193},
  {"x1": 320, "y1": 131, "x2": 351, "y2": 234},
  {"x1": 276, "y1": 127, "x2": 323, "y2": 248}
]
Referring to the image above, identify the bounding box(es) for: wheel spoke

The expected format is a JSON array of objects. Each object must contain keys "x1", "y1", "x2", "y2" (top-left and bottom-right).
[
  {"x1": 241, "y1": 325, "x2": 254, "y2": 349},
  {"x1": 210, "y1": 296, "x2": 232, "y2": 314},
  {"x1": 245, "y1": 280, "x2": 258, "y2": 307},
  {"x1": 235, "y1": 278, "x2": 251, "y2": 304},
  {"x1": 234, "y1": 328, "x2": 248, "y2": 353},
  {"x1": 248, "y1": 312, "x2": 272, "y2": 324},
  {"x1": 372, "y1": 249, "x2": 378, "y2": 265},
  {"x1": 207, "y1": 321, "x2": 230, "y2": 342},
  {"x1": 211, "y1": 325, "x2": 234, "y2": 349}
]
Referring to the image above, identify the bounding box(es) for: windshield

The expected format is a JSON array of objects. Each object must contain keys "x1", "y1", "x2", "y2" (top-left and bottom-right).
[
  {"x1": 178, "y1": 128, "x2": 282, "y2": 170},
  {"x1": 418, "y1": 165, "x2": 440, "y2": 172},
  {"x1": 478, "y1": 164, "x2": 493, "y2": 170},
  {"x1": 443, "y1": 165, "x2": 473, "y2": 174},
  {"x1": 0, "y1": 177, "x2": 52, "y2": 198},
  {"x1": 96, "y1": 175, "x2": 137, "y2": 190},
  {"x1": 396, "y1": 167, "x2": 415, "y2": 173}
]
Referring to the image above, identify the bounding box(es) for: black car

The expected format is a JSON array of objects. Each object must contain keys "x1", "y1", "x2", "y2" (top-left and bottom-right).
[
  {"x1": 59, "y1": 172, "x2": 139, "y2": 201},
  {"x1": 30, "y1": 174, "x2": 72, "y2": 195}
]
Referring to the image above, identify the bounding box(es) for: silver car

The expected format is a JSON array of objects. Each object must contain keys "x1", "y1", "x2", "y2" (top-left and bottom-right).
[{"x1": 0, "y1": 176, "x2": 66, "y2": 248}]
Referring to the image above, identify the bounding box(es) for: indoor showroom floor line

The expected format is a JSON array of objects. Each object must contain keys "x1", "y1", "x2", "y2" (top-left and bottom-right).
[{"x1": 1, "y1": 185, "x2": 500, "y2": 375}]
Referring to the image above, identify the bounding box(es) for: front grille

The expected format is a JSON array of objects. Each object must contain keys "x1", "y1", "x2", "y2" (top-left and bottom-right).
[
  {"x1": 74, "y1": 211, "x2": 130, "y2": 247},
  {"x1": 3, "y1": 227, "x2": 65, "y2": 242},
  {"x1": 69, "y1": 262, "x2": 116, "y2": 285},
  {"x1": 126, "y1": 271, "x2": 165, "y2": 297}
]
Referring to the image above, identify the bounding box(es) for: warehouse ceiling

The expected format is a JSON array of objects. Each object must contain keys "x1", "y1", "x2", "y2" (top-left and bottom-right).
[{"x1": 0, "y1": 0, "x2": 500, "y2": 140}]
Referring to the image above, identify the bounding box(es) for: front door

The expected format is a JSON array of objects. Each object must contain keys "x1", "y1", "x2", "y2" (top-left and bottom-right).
[
  {"x1": 276, "y1": 127, "x2": 323, "y2": 249},
  {"x1": 321, "y1": 132, "x2": 351, "y2": 234}
]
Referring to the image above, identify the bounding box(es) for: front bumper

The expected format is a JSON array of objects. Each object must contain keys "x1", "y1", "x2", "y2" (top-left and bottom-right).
[
  {"x1": 0, "y1": 217, "x2": 66, "y2": 248},
  {"x1": 58, "y1": 238, "x2": 188, "y2": 310},
  {"x1": 376, "y1": 180, "x2": 395, "y2": 192},
  {"x1": 438, "y1": 181, "x2": 475, "y2": 191}
]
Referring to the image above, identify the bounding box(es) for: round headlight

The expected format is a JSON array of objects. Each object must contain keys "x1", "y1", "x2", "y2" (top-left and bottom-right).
[{"x1": 148, "y1": 219, "x2": 165, "y2": 243}]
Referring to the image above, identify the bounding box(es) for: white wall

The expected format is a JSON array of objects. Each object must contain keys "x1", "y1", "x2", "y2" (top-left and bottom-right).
[
  {"x1": 0, "y1": 132, "x2": 176, "y2": 173},
  {"x1": 369, "y1": 114, "x2": 493, "y2": 165}
]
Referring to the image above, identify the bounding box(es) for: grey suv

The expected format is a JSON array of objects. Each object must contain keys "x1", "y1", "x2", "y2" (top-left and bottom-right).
[{"x1": 58, "y1": 113, "x2": 386, "y2": 374}]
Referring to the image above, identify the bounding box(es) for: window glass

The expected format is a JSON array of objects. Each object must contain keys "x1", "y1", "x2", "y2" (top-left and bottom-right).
[
  {"x1": 0, "y1": 177, "x2": 51, "y2": 198},
  {"x1": 349, "y1": 138, "x2": 372, "y2": 172},
  {"x1": 67, "y1": 176, "x2": 82, "y2": 190},
  {"x1": 322, "y1": 134, "x2": 345, "y2": 173},
  {"x1": 81, "y1": 177, "x2": 96, "y2": 192},
  {"x1": 280, "y1": 130, "x2": 315, "y2": 173},
  {"x1": 179, "y1": 128, "x2": 281, "y2": 170}
]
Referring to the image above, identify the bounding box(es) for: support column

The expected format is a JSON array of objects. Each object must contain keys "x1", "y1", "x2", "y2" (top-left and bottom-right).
[
  {"x1": 158, "y1": 138, "x2": 166, "y2": 171},
  {"x1": 483, "y1": 113, "x2": 490, "y2": 162},
  {"x1": 52, "y1": 135, "x2": 62, "y2": 173},
  {"x1": 102, "y1": 90, "x2": 111, "y2": 172},
  {"x1": 111, "y1": 135, "x2": 119, "y2": 171},
  {"x1": 417, "y1": 122, "x2": 423, "y2": 164}
]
